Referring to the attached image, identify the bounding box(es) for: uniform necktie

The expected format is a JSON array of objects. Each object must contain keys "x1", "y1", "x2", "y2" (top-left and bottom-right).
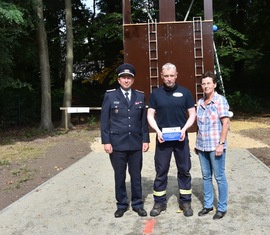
[{"x1": 125, "y1": 92, "x2": 130, "y2": 104}]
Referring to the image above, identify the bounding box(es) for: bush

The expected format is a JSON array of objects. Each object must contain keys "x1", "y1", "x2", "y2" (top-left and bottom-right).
[{"x1": 226, "y1": 91, "x2": 262, "y2": 114}]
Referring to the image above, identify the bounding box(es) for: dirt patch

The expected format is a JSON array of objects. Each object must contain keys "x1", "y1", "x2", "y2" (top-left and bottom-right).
[
  {"x1": 0, "y1": 124, "x2": 99, "y2": 210},
  {"x1": 0, "y1": 116, "x2": 269, "y2": 211}
]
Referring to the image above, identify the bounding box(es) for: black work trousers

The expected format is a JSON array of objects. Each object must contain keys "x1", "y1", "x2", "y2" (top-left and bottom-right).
[{"x1": 153, "y1": 137, "x2": 192, "y2": 204}]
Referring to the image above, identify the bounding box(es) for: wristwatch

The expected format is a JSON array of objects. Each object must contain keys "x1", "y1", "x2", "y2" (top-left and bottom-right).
[{"x1": 218, "y1": 141, "x2": 225, "y2": 145}]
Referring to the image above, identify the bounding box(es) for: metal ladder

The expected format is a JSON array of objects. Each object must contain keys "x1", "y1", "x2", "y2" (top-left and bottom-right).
[
  {"x1": 213, "y1": 41, "x2": 226, "y2": 96},
  {"x1": 148, "y1": 19, "x2": 159, "y2": 93},
  {"x1": 193, "y1": 17, "x2": 204, "y2": 102}
]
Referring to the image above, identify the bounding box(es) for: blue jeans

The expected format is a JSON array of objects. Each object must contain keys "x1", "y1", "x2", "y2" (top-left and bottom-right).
[{"x1": 198, "y1": 150, "x2": 228, "y2": 212}]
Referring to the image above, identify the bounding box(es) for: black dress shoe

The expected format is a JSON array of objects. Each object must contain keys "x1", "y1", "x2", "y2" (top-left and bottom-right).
[
  {"x1": 150, "y1": 204, "x2": 166, "y2": 217},
  {"x1": 114, "y1": 208, "x2": 127, "y2": 218},
  {"x1": 133, "y1": 208, "x2": 147, "y2": 217},
  {"x1": 213, "y1": 211, "x2": 226, "y2": 220},
  {"x1": 198, "y1": 208, "x2": 213, "y2": 216}
]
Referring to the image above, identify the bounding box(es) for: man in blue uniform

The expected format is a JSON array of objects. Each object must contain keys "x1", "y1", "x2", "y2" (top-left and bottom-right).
[
  {"x1": 147, "y1": 63, "x2": 196, "y2": 217},
  {"x1": 101, "y1": 63, "x2": 150, "y2": 218}
]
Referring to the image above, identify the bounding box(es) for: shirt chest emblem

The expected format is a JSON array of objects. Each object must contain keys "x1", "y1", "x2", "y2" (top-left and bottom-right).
[{"x1": 173, "y1": 92, "x2": 183, "y2": 97}]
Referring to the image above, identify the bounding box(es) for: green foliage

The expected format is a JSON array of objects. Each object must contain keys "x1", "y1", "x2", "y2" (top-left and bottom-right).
[
  {"x1": 93, "y1": 12, "x2": 122, "y2": 42},
  {"x1": 131, "y1": 0, "x2": 156, "y2": 23},
  {"x1": 0, "y1": 2, "x2": 24, "y2": 24},
  {"x1": 87, "y1": 115, "x2": 96, "y2": 126},
  {"x1": 0, "y1": 87, "x2": 40, "y2": 128},
  {"x1": 213, "y1": 1, "x2": 270, "y2": 102},
  {"x1": 10, "y1": 165, "x2": 34, "y2": 189},
  {"x1": 0, "y1": 76, "x2": 32, "y2": 90},
  {"x1": 0, "y1": 1, "x2": 36, "y2": 91},
  {"x1": 0, "y1": 159, "x2": 10, "y2": 166},
  {"x1": 213, "y1": 19, "x2": 263, "y2": 81},
  {"x1": 1, "y1": 0, "x2": 270, "y2": 128},
  {"x1": 227, "y1": 91, "x2": 262, "y2": 114}
]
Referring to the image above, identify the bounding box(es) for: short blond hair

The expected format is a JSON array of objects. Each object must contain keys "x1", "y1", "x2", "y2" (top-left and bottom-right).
[{"x1": 162, "y1": 63, "x2": 177, "y2": 72}]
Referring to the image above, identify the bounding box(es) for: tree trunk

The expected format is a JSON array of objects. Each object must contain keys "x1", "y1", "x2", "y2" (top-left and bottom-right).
[
  {"x1": 60, "y1": 0, "x2": 74, "y2": 129},
  {"x1": 35, "y1": 0, "x2": 54, "y2": 131}
]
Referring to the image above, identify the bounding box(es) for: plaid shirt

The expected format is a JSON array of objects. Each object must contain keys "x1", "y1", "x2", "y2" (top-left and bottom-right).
[{"x1": 195, "y1": 92, "x2": 229, "y2": 151}]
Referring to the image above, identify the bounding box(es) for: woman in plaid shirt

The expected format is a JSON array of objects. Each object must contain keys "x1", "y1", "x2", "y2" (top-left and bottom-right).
[{"x1": 195, "y1": 71, "x2": 230, "y2": 220}]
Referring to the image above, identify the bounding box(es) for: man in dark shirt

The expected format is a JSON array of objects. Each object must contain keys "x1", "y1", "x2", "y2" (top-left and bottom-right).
[{"x1": 147, "y1": 63, "x2": 196, "y2": 217}]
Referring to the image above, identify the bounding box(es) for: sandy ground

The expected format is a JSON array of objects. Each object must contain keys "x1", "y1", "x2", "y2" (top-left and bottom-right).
[{"x1": 91, "y1": 122, "x2": 269, "y2": 153}]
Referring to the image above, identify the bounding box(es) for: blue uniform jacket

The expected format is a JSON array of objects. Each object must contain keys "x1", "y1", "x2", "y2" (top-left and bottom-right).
[{"x1": 101, "y1": 88, "x2": 149, "y2": 151}]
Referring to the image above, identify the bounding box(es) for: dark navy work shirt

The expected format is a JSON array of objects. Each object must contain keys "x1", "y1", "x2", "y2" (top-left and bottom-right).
[{"x1": 148, "y1": 85, "x2": 195, "y2": 129}]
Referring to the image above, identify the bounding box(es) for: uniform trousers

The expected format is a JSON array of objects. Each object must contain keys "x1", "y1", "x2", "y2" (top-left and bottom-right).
[
  {"x1": 153, "y1": 137, "x2": 192, "y2": 204},
  {"x1": 110, "y1": 150, "x2": 143, "y2": 209}
]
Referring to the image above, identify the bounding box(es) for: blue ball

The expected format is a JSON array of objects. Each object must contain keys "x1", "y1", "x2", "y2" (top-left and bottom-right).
[{"x1": 213, "y1": 25, "x2": 218, "y2": 32}]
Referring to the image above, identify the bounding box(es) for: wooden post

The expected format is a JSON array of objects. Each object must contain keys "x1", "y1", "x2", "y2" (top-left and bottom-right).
[
  {"x1": 204, "y1": 0, "x2": 213, "y2": 20},
  {"x1": 159, "y1": 0, "x2": 175, "y2": 22},
  {"x1": 123, "y1": 0, "x2": 131, "y2": 24},
  {"x1": 65, "y1": 109, "x2": 68, "y2": 130},
  {"x1": 60, "y1": 107, "x2": 91, "y2": 130}
]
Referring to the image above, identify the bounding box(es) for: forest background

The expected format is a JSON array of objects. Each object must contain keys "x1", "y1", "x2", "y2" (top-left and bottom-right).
[{"x1": 0, "y1": 0, "x2": 269, "y2": 130}]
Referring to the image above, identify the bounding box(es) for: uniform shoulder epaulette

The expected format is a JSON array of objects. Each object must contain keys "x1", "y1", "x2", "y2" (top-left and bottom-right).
[
  {"x1": 106, "y1": 89, "x2": 116, "y2": 92},
  {"x1": 135, "y1": 89, "x2": 144, "y2": 94}
]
